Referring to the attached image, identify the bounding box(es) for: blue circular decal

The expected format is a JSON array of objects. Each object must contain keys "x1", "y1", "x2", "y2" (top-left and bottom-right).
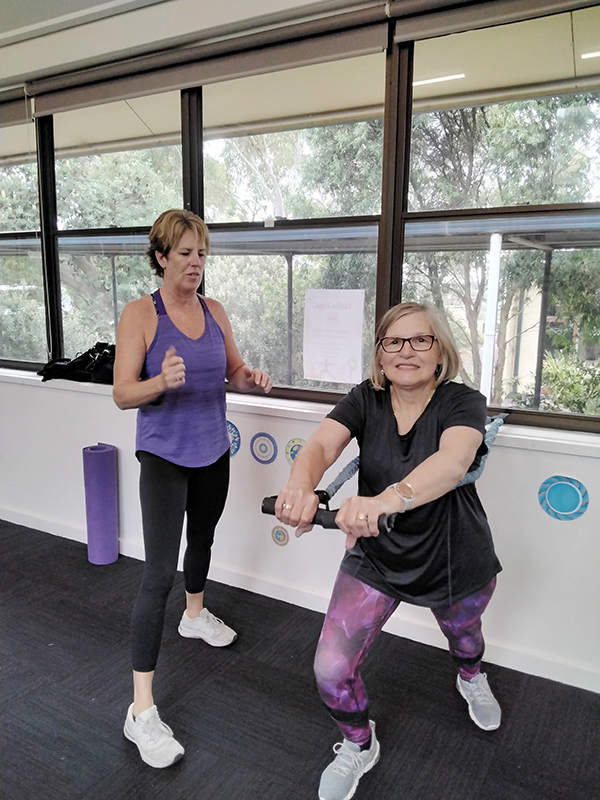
[
  {"x1": 285, "y1": 437, "x2": 305, "y2": 465},
  {"x1": 538, "y1": 475, "x2": 589, "y2": 521},
  {"x1": 250, "y1": 432, "x2": 278, "y2": 465},
  {"x1": 271, "y1": 526, "x2": 289, "y2": 546},
  {"x1": 227, "y1": 420, "x2": 241, "y2": 456}
]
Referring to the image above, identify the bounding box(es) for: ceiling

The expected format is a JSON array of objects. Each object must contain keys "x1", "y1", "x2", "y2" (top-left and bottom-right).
[
  {"x1": 0, "y1": 0, "x2": 169, "y2": 45},
  {"x1": 0, "y1": 2, "x2": 599, "y2": 161}
]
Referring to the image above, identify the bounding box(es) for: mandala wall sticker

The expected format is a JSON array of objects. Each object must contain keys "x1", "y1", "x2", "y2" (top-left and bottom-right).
[
  {"x1": 285, "y1": 437, "x2": 306, "y2": 466},
  {"x1": 227, "y1": 420, "x2": 241, "y2": 456},
  {"x1": 250, "y1": 432, "x2": 278, "y2": 465},
  {"x1": 538, "y1": 475, "x2": 589, "y2": 521},
  {"x1": 271, "y1": 526, "x2": 290, "y2": 546}
]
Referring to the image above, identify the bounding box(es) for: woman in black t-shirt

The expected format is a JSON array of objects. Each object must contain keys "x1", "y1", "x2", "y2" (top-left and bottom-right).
[{"x1": 276, "y1": 302, "x2": 502, "y2": 800}]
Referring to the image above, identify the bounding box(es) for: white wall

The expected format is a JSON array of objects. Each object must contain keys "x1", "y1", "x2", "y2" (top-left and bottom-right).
[{"x1": 2, "y1": 369, "x2": 599, "y2": 694}]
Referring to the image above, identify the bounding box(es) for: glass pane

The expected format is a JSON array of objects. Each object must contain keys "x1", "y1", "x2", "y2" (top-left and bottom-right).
[
  {"x1": 0, "y1": 237, "x2": 46, "y2": 361},
  {"x1": 58, "y1": 234, "x2": 158, "y2": 357},
  {"x1": 205, "y1": 224, "x2": 378, "y2": 391},
  {"x1": 402, "y1": 212, "x2": 600, "y2": 416},
  {"x1": 53, "y1": 92, "x2": 183, "y2": 229},
  {"x1": 0, "y1": 119, "x2": 39, "y2": 232},
  {"x1": 409, "y1": 92, "x2": 600, "y2": 211},
  {"x1": 55, "y1": 145, "x2": 183, "y2": 230},
  {"x1": 204, "y1": 120, "x2": 383, "y2": 223},
  {"x1": 203, "y1": 54, "x2": 385, "y2": 224}
]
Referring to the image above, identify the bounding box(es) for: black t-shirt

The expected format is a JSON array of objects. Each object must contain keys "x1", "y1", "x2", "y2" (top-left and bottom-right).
[{"x1": 326, "y1": 380, "x2": 502, "y2": 608}]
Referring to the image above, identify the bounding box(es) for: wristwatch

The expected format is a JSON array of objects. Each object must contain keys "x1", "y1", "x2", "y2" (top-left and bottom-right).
[{"x1": 388, "y1": 481, "x2": 415, "y2": 512}]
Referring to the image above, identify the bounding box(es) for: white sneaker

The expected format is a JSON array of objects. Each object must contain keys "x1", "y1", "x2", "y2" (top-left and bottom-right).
[
  {"x1": 178, "y1": 607, "x2": 237, "y2": 646},
  {"x1": 123, "y1": 704, "x2": 184, "y2": 768},
  {"x1": 457, "y1": 672, "x2": 502, "y2": 731},
  {"x1": 318, "y1": 721, "x2": 380, "y2": 800}
]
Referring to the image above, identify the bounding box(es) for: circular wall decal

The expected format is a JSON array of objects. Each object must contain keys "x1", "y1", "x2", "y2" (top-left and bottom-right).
[
  {"x1": 271, "y1": 526, "x2": 289, "y2": 546},
  {"x1": 538, "y1": 475, "x2": 589, "y2": 521},
  {"x1": 285, "y1": 437, "x2": 306, "y2": 465},
  {"x1": 250, "y1": 432, "x2": 278, "y2": 464},
  {"x1": 227, "y1": 420, "x2": 241, "y2": 456}
]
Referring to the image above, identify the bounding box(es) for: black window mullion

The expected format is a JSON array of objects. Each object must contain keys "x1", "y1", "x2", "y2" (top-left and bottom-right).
[
  {"x1": 36, "y1": 114, "x2": 63, "y2": 360},
  {"x1": 181, "y1": 86, "x2": 205, "y2": 294},
  {"x1": 376, "y1": 37, "x2": 414, "y2": 323},
  {"x1": 181, "y1": 87, "x2": 204, "y2": 217}
]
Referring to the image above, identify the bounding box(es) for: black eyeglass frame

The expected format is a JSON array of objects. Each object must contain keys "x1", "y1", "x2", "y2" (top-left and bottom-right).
[{"x1": 378, "y1": 335, "x2": 437, "y2": 353}]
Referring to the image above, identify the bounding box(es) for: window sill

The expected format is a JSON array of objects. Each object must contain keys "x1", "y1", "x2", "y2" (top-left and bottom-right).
[{"x1": 1, "y1": 369, "x2": 598, "y2": 434}]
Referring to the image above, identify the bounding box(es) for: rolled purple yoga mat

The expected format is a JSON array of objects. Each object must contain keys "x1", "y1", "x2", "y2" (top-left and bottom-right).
[{"x1": 82, "y1": 442, "x2": 119, "y2": 565}]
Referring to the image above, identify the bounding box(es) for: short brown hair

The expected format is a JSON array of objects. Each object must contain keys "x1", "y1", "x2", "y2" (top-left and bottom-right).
[
  {"x1": 370, "y1": 302, "x2": 460, "y2": 390},
  {"x1": 147, "y1": 209, "x2": 210, "y2": 277}
]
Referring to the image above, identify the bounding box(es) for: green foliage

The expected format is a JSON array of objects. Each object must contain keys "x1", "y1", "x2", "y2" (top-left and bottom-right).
[
  {"x1": 55, "y1": 146, "x2": 183, "y2": 228},
  {"x1": 204, "y1": 121, "x2": 383, "y2": 222},
  {"x1": 0, "y1": 162, "x2": 40, "y2": 232},
  {"x1": 486, "y1": 95, "x2": 599, "y2": 205},
  {"x1": 541, "y1": 352, "x2": 600, "y2": 414},
  {"x1": 547, "y1": 249, "x2": 600, "y2": 346},
  {"x1": 0, "y1": 286, "x2": 47, "y2": 361}
]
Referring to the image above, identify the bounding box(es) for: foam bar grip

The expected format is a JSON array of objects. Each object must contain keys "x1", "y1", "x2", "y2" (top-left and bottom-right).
[{"x1": 82, "y1": 442, "x2": 119, "y2": 565}]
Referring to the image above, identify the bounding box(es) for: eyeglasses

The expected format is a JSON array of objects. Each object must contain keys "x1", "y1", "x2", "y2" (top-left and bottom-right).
[{"x1": 378, "y1": 335, "x2": 437, "y2": 353}]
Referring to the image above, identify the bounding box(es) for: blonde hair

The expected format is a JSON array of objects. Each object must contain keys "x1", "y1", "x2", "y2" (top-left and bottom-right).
[
  {"x1": 369, "y1": 302, "x2": 460, "y2": 390},
  {"x1": 147, "y1": 209, "x2": 210, "y2": 277}
]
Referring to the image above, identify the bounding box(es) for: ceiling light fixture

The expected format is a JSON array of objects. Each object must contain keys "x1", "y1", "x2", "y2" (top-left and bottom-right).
[
  {"x1": 581, "y1": 51, "x2": 600, "y2": 59},
  {"x1": 413, "y1": 73, "x2": 465, "y2": 86}
]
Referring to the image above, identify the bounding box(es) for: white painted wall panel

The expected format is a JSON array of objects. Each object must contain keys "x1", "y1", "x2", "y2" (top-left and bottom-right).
[{"x1": 1, "y1": 370, "x2": 599, "y2": 693}]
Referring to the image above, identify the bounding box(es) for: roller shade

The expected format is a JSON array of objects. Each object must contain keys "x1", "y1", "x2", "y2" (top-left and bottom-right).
[
  {"x1": 0, "y1": 95, "x2": 32, "y2": 128},
  {"x1": 32, "y1": 23, "x2": 388, "y2": 117},
  {"x1": 393, "y1": 0, "x2": 600, "y2": 41}
]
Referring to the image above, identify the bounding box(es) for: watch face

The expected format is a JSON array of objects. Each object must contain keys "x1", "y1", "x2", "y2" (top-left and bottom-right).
[{"x1": 397, "y1": 482, "x2": 415, "y2": 500}]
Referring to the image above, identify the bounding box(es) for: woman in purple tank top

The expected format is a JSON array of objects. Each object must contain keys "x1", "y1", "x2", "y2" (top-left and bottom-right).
[{"x1": 113, "y1": 209, "x2": 272, "y2": 768}]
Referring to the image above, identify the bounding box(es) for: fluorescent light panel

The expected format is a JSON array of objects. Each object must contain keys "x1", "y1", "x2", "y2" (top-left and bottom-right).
[
  {"x1": 581, "y1": 51, "x2": 600, "y2": 59},
  {"x1": 413, "y1": 73, "x2": 465, "y2": 86}
]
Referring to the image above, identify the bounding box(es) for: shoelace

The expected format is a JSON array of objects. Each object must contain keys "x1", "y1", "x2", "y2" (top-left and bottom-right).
[
  {"x1": 139, "y1": 713, "x2": 172, "y2": 744},
  {"x1": 331, "y1": 742, "x2": 364, "y2": 777},
  {"x1": 466, "y1": 676, "x2": 495, "y2": 705},
  {"x1": 204, "y1": 611, "x2": 226, "y2": 630}
]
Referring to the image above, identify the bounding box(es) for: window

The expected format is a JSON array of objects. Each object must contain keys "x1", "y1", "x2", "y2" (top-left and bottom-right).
[
  {"x1": 0, "y1": 235, "x2": 46, "y2": 362},
  {"x1": 57, "y1": 234, "x2": 157, "y2": 358},
  {"x1": 404, "y1": 11, "x2": 600, "y2": 424},
  {"x1": 2, "y1": 5, "x2": 598, "y2": 430},
  {"x1": 409, "y1": 94, "x2": 600, "y2": 212},
  {"x1": 204, "y1": 121, "x2": 383, "y2": 223},
  {"x1": 0, "y1": 119, "x2": 46, "y2": 363},
  {"x1": 402, "y1": 212, "x2": 600, "y2": 415},
  {"x1": 202, "y1": 55, "x2": 385, "y2": 393},
  {"x1": 53, "y1": 93, "x2": 183, "y2": 230},
  {"x1": 205, "y1": 223, "x2": 378, "y2": 392}
]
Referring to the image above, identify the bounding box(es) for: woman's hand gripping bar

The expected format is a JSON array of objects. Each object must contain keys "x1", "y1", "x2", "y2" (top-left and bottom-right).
[{"x1": 261, "y1": 495, "x2": 394, "y2": 533}]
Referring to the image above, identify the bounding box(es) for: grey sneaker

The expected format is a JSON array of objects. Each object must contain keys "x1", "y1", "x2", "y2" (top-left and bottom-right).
[
  {"x1": 318, "y1": 720, "x2": 380, "y2": 800},
  {"x1": 178, "y1": 607, "x2": 237, "y2": 646},
  {"x1": 456, "y1": 672, "x2": 501, "y2": 731},
  {"x1": 123, "y1": 704, "x2": 184, "y2": 768}
]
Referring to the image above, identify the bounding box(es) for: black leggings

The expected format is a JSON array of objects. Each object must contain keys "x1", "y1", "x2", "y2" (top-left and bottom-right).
[{"x1": 131, "y1": 449, "x2": 230, "y2": 672}]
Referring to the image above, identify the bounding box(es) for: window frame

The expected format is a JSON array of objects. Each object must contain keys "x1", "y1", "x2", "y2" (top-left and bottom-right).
[{"x1": 0, "y1": 13, "x2": 598, "y2": 434}]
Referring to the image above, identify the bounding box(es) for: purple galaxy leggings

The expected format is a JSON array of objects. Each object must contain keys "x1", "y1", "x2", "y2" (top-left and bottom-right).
[{"x1": 314, "y1": 570, "x2": 496, "y2": 745}]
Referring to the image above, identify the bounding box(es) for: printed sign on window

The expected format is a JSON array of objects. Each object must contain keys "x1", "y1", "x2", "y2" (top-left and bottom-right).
[{"x1": 303, "y1": 289, "x2": 364, "y2": 384}]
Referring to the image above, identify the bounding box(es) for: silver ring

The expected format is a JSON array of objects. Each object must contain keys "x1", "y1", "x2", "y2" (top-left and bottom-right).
[{"x1": 282, "y1": 503, "x2": 292, "y2": 510}]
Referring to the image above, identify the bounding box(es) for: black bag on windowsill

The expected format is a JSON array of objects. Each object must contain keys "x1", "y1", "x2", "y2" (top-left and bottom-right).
[{"x1": 38, "y1": 342, "x2": 115, "y2": 385}]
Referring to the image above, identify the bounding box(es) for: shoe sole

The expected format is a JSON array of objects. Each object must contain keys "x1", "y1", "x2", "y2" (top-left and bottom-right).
[
  {"x1": 178, "y1": 624, "x2": 238, "y2": 646},
  {"x1": 123, "y1": 725, "x2": 184, "y2": 768},
  {"x1": 456, "y1": 677, "x2": 501, "y2": 731},
  {"x1": 318, "y1": 739, "x2": 381, "y2": 800}
]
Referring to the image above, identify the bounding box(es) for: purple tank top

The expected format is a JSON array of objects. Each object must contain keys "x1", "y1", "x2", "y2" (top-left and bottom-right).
[{"x1": 136, "y1": 290, "x2": 230, "y2": 467}]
